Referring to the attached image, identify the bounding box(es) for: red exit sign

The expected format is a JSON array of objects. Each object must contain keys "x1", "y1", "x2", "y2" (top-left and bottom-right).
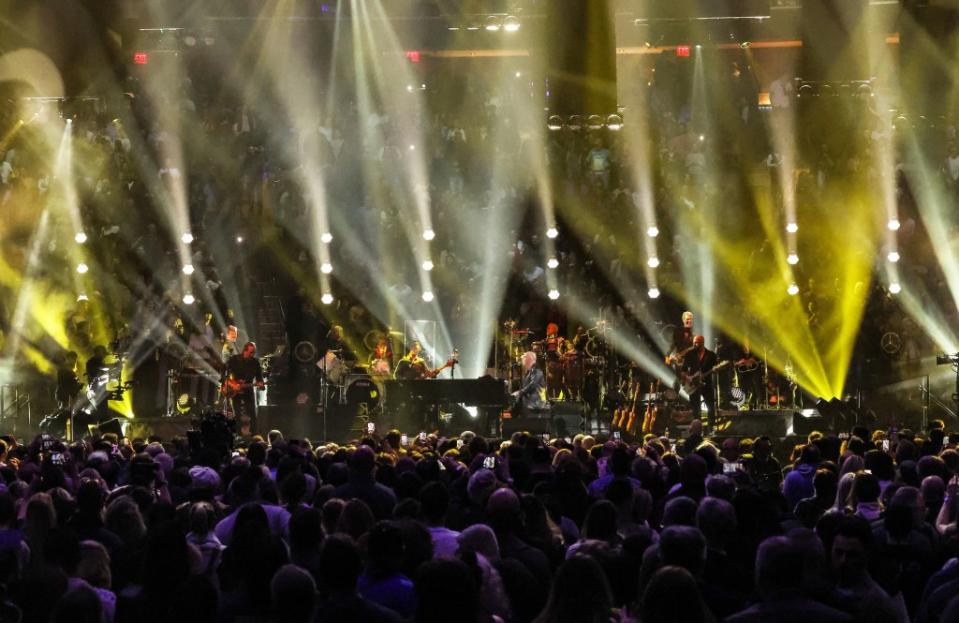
[
  {"x1": 676, "y1": 46, "x2": 691, "y2": 58},
  {"x1": 133, "y1": 52, "x2": 149, "y2": 65}
]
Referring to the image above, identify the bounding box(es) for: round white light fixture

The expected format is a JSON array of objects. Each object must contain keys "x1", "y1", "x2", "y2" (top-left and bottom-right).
[
  {"x1": 889, "y1": 282, "x2": 901, "y2": 294},
  {"x1": 74, "y1": 232, "x2": 87, "y2": 244},
  {"x1": 785, "y1": 222, "x2": 799, "y2": 234},
  {"x1": 320, "y1": 262, "x2": 333, "y2": 274},
  {"x1": 547, "y1": 258, "x2": 560, "y2": 269},
  {"x1": 648, "y1": 287, "x2": 660, "y2": 299},
  {"x1": 647, "y1": 226, "x2": 659, "y2": 238},
  {"x1": 321, "y1": 293, "x2": 334, "y2": 305},
  {"x1": 606, "y1": 114, "x2": 624, "y2": 131},
  {"x1": 647, "y1": 257, "x2": 660, "y2": 268},
  {"x1": 787, "y1": 283, "x2": 800, "y2": 296},
  {"x1": 503, "y1": 16, "x2": 520, "y2": 32},
  {"x1": 423, "y1": 229, "x2": 436, "y2": 241},
  {"x1": 787, "y1": 253, "x2": 799, "y2": 265},
  {"x1": 182, "y1": 293, "x2": 196, "y2": 305},
  {"x1": 422, "y1": 260, "x2": 434, "y2": 272},
  {"x1": 422, "y1": 291, "x2": 434, "y2": 302},
  {"x1": 76, "y1": 263, "x2": 89, "y2": 274},
  {"x1": 236, "y1": 236, "x2": 244, "y2": 244},
  {"x1": 321, "y1": 232, "x2": 333, "y2": 244},
  {"x1": 548, "y1": 289, "x2": 560, "y2": 300},
  {"x1": 182, "y1": 264, "x2": 195, "y2": 275},
  {"x1": 887, "y1": 251, "x2": 900, "y2": 263},
  {"x1": 181, "y1": 232, "x2": 194, "y2": 244},
  {"x1": 547, "y1": 115, "x2": 564, "y2": 131},
  {"x1": 887, "y1": 219, "x2": 901, "y2": 231},
  {"x1": 546, "y1": 227, "x2": 559, "y2": 239}
]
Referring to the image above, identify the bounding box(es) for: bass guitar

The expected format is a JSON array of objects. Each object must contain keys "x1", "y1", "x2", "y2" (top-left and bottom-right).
[
  {"x1": 220, "y1": 378, "x2": 260, "y2": 398},
  {"x1": 625, "y1": 382, "x2": 643, "y2": 435},
  {"x1": 681, "y1": 360, "x2": 730, "y2": 395},
  {"x1": 642, "y1": 381, "x2": 660, "y2": 434}
]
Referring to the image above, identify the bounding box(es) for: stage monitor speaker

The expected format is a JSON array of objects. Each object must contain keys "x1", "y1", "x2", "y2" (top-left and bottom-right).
[
  {"x1": 791, "y1": 413, "x2": 831, "y2": 436},
  {"x1": 550, "y1": 402, "x2": 586, "y2": 438},
  {"x1": 545, "y1": 0, "x2": 618, "y2": 118},
  {"x1": 502, "y1": 414, "x2": 551, "y2": 438},
  {"x1": 125, "y1": 417, "x2": 193, "y2": 441},
  {"x1": 96, "y1": 418, "x2": 124, "y2": 438},
  {"x1": 800, "y1": 0, "x2": 870, "y2": 82}
]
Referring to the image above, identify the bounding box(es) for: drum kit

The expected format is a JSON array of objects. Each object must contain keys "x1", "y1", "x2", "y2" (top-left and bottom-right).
[
  {"x1": 501, "y1": 320, "x2": 613, "y2": 406},
  {"x1": 316, "y1": 350, "x2": 382, "y2": 411}
]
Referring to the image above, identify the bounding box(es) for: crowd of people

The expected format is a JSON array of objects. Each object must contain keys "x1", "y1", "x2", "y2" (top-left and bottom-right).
[{"x1": 0, "y1": 420, "x2": 955, "y2": 622}]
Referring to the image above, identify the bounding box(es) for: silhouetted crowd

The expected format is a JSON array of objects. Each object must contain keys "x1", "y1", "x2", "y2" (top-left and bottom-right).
[{"x1": 0, "y1": 420, "x2": 956, "y2": 622}]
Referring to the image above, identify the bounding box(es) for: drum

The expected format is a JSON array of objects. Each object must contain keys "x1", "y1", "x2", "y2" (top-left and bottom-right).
[
  {"x1": 317, "y1": 351, "x2": 345, "y2": 384},
  {"x1": 345, "y1": 374, "x2": 379, "y2": 409},
  {"x1": 563, "y1": 353, "x2": 585, "y2": 392}
]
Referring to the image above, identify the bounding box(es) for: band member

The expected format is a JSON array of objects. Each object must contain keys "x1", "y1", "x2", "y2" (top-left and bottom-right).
[
  {"x1": 85, "y1": 345, "x2": 110, "y2": 422},
  {"x1": 682, "y1": 335, "x2": 717, "y2": 424},
  {"x1": 85, "y1": 345, "x2": 108, "y2": 384},
  {"x1": 543, "y1": 323, "x2": 566, "y2": 399},
  {"x1": 323, "y1": 325, "x2": 354, "y2": 361},
  {"x1": 512, "y1": 351, "x2": 547, "y2": 413},
  {"x1": 570, "y1": 325, "x2": 589, "y2": 352},
  {"x1": 55, "y1": 351, "x2": 82, "y2": 410},
  {"x1": 394, "y1": 342, "x2": 428, "y2": 380},
  {"x1": 221, "y1": 324, "x2": 243, "y2": 362},
  {"x1": 223, "y1": 342, "x2": 265, "y2": 436},
  {"x1": 370, "y1": 337, "x2": 393, "y2": 378},
  {"x1": 666, "y1": 311, "x2": 695, "y2": 366}
]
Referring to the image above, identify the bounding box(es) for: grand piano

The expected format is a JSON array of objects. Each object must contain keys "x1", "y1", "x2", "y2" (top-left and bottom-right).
[{"x1": 383, "y1": 376, "x2": 509, "y2": 411}]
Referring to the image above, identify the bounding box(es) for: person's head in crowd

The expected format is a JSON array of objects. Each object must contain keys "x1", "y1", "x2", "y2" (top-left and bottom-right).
[
  {"x1": 267, "y1": 430, "x2": 283, "y2": 447},
  {"x1": 318, "y1": 534, "x2": 362, "y2": 594},
  {"x1": 849, "y1": 471, "x2": 881, "y2": 507},
  {"x1": 696, "y1": 497, "x2": 736, "y2": 551},
  {"x1": 832, "y1": 472, "x2": 856, "y2": 512},
  {"x1": 755, "y1": 535, "x2": 805, "y2": 599},
  {"x1": 582, "y1": 499, "x2": 618, "y2": 542},
  {"x1": 415, "y1": 559, "x2": 479, "y2": 623},
  {"x1": 188, "y1": 501, "x2": 217, "y2": 539},
  {"x1": 662, "y1": 496, "x2": 698, "y2": 528},
  {"x1": 321, "y1": 498, "x2": 346, "y2": 535},
  {"x1": 467, "y1": 468, "x2": 498, "y2": 507},
  {"x1": 457, "y1": 524, "x2": 500, "y2": 561},
  {"x1": 49, "y1": 585, "x2": 102, "y2": 623},
  {"x1": 830, "y1": 516, "x2": 874, "y2": 588},
  {"x1": 705, "y1": 474, "x2": 735, "y2": 501},
  {"x1": 639, "y1": 565, "x2": 711, "y2": 623},
  {"x1": 335, "y1": 498, "x2": 375, "y2": 541},
  {"x1": 486, "y1": 487, "x2": 521, "y2": 535},
  {"x1": 752, "y1": 436, "x2": 772, "y2": 459},
  {"x1": 77, "y1": 540, "x2": 111, "y2": 590},
  {"x1": 348, "y1": 446, "x2": 376, "y2": 477},
  {"x1": 365, "y1": 521, "x2": 405, "y2": 577},
  {"x1": 105, "y1": 496, "x2": 146, "y2": 545},
  {"x1": 270, "y1": 564, "x2": 316, "y2": 623},
  {"x1": 289, "y1": 507, "x2": 323, "y2": 554},
  {"x1": 658, "y1": 525, "x2": 707, "y2": 577},
  {"x1": 534, "y1": 554, "x2": 613, "y2": 623},
  {"x1": 864, "y1": 449, "x2": 895, "y2": 482}
]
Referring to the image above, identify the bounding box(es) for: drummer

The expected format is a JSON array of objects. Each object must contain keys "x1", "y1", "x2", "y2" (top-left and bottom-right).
[
  {"x1": 369, "y1": 337, "x2": 393, "y2": 379},
  {"x1": 322, "y1": 325, "x2": 354, "y2": 362},
  {"x1": 569, "y1": 325, "x2": 588, "y2": 353}
]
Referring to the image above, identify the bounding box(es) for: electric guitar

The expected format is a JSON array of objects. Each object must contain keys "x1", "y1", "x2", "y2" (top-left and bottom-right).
[
  {"x1": 665, "y1": 345, "x2": 695, "y2": 368},
  {"x1": 403, "y1": 357, "x2": 459, "y2": 380},
  {"x1": 220, "y1": 378, "x2": 262, "y2": 398},
  {"x1": 681, "y1": 360, "x2": 730, "y2": 395},
  {"x1": 642, "y1": 381, "x2": 660, "y2": 434},
  {"x1": 625, "y1": 382, "x2": 643, "y2": 434},
  {"x1": 611, "y1": 381, "x2": 632, "y2": 429}
]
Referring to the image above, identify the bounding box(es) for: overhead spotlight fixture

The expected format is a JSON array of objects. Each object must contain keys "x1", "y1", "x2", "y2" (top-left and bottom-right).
[
  {"x1": 321, "y1": 262, "x2": 333, "y2": 274},
  {"x1": 77, "y1": 294, "x2": 89, "y2": 302},
  {"x1": 548, "y1": 289, "x2": 560, "y2": 300},
  {"x1": 647, "y1": 257, "x2": 660, "y2": 268},
  {"x1": 181, "y1": 232, "x2": 194, "y2": 244},
  {"x1": 889, "y1": 282, "x2": 902, "y2": 294},
  {"x1": 184, "y1": 35, "x2": 197, "y2": 47},
  {"x1": 409, "y1": 144, "x2": 416, "y2": 151},
  {"x1": 606, "y1": 114, "x2": 623, "y2": 131},
  {"x1": 203, "y1": 36, "x2": 215, "y2": 46},
  {"x1": 66, "y1": 118, "x2": 73, "y2": 125},
  {"x1": 503, "y1": 15, "x2": 520, "y2": 32},
  {"x1": 423, "y1": 229, "x2": 436, "y2": 241},
  {"x1": 321, "y1": 232, "x2": 333, "y2": 244},
  {"x1": 787, "y1": 253, "x2": 799, "y2": 265},
  {"x1": 586, "y1": 115, "x2": 604, "y2": 131},
  {"x1": 515, "y1": 71, "x2": 522, "y2": 78},
  {"x1": 547, "y1": 258, "x2": 560, "y2": 269},
  {"x1": 321, "y1": 293, "x2": 334, "y2": 305},
  {"x1": 182, "y1": 293, "x2": 196, "y2": 305},
  {"x1": 76, "y1": 262, "x2": 89, "y2": 274},
  {"x1": 182, "y1": 264, "x2": 195, "y2": 275},
  {"x1": 422, "y1": 291, "x2": 434, "y2": 302},
  {"x1": 236, "y1": 235, "x2": 244, "y2": 244},
  {"x1": 787, "y1": 283, "x2": 800, "y2": 296},
  {"x1": 887, "y1": 251, "x2": 900, "y2": 263},
  {"x1": 485, "y1": 16, "x2": 501, "y2": 31},
  {"x1": 648, "y1": 287, "x2": 661, "y2": 299},
  {"x1": 887, "y1": 219, "x2": 901, "y2": 231},
  {"x1": 786, "y1": 222, "x2": 799, "y2": 234},
  {"x1": 546, "y1": 227, "x2": 559, "y2": 239},
  {"x1": 406, "y1": 85, "x2": 414, "y2": 93},
  {"x1": 740, "y1": 41, "x2": 750, "y2": 49},
  {"x1": 466, "y1": 26, "x2": 479, "y2": 31},
  {"x1": 647, "y1": 226, "x2": 659, "y2": 238},
  {"x1": 547, "y1": 115, "x2": 564, "y2": 131},
  {"x1": 422, "y1": 260, "x2": 434, "y2": 272},
  {"x1": 699, "y1": 134, "x2": 705, "y2": 142},
  {"x1": 448, "y1": 26, "x2": 460, "y2": 31},
  {"x1": 567, "y1": 115, "x2": 584, "y2": 131},
  {"x1": 74, "y1": 232, "x2": 87, "y2": 244}
]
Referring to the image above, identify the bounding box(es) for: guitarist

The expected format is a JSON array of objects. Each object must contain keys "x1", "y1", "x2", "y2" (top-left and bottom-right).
[
  {"x1": 223, "y1": 342, "x2": 265, "y2": 435},
  {"x1": 681, "y1": 335, "x2": 717, "y2": 425},
  {"x1": 665, "y1": 311, "x2": 695, "y2": 368}
]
